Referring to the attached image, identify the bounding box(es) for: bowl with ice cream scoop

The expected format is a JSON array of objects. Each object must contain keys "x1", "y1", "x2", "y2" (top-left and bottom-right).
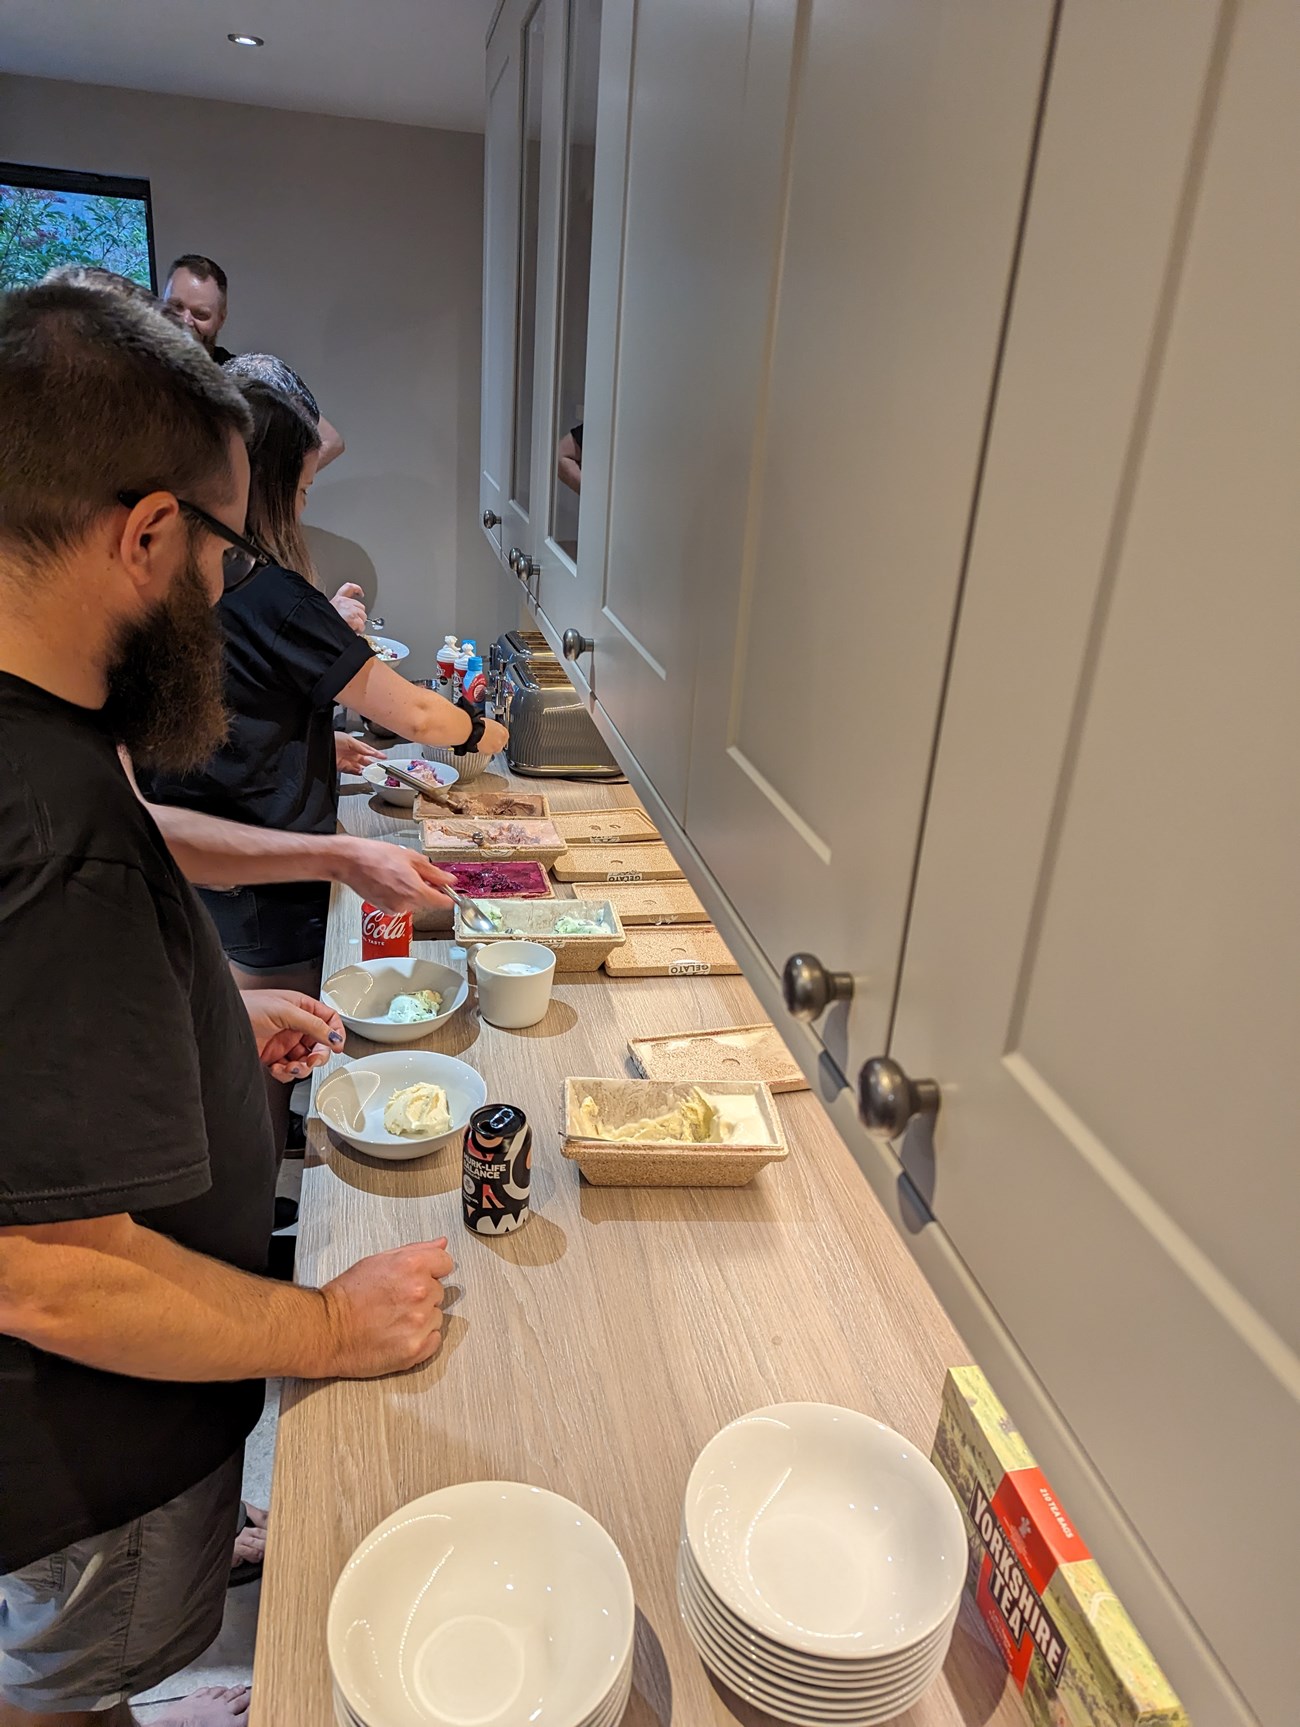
[
  {"x1": 361, "y1": 756, "x2": 459, "y2": 809},
  {"x1": 316, "y1": 1050, "x2": 487, "y2": 1160},
  {"x1": 321, "y1": 957, "x2": 468, "y2": 1045}
]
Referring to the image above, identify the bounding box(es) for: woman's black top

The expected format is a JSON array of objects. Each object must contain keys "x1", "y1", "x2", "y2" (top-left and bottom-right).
[{"x1": 141, "y1": 564, "x2": 373, "y2": 970}]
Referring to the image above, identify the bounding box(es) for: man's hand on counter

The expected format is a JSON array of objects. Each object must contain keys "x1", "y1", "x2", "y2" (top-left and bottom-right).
[
  {"x1": 242, "y1": 989, "x2": 344, "y2": 1082},
  {"x1": 318, "y1": 1239, "x2": 456, "y2": 1376},
  {"x1": 331, "y1": 835, "x2": 455, "y2": 912},
  {"x1": 0, "y1": 1216, "x2": 455, "y2": 1385}
]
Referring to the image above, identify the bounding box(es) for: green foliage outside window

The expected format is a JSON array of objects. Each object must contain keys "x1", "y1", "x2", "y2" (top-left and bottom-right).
[{"x1": 0, "y1": 184, "x2": 152, "y2": 288}]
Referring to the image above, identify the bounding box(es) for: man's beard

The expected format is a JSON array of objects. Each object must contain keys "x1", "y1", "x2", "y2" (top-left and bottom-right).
[{"x1": 102, "y1": 545, "x2": 229, "y2": 774}]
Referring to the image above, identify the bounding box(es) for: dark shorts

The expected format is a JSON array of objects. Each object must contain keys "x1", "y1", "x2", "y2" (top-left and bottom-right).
[
  {"x1": 0, "y1": 1450, "x2": 244, "y2": 1713},
  {"x1": 201, "y1": 881, "x2": 329, "y2": 970}
]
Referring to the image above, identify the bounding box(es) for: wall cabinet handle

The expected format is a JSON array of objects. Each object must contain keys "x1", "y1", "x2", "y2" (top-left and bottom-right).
[
  {"x1": 857, "y1": 1057, "x2": 940, "y2": 1142},
  {"x1": 483, "y1": 509, "x2": 501, "y2": 529},
  {"x1": 782, "y1": 953, "x2": 854, "y2": 1022},
  {"x1": 563, "y1": 629, "x2": 594, "y2": 661}
]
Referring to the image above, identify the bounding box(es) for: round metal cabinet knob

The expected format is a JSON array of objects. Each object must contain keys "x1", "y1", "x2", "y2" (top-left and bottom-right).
[
  {"x1": 483, "y1": 509, "x2": 501, "y2": 529},
  {"x1": 508, "y1": 547, "x2": 525, "y2": 574},
  {"x1": 781, "y1": 953, "x2": 854, "y2": 1022},
  {"x1": 562, "y1": 629, "x2": 594, "y2": 661},
  {"x1": 858, "y1": 1057, "x2": 940, "y2": 1142}
]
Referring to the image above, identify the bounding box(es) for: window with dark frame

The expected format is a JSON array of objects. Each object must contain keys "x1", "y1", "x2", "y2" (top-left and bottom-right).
[{"x1": 0, "y1": 160, "x2": 158, "y2": 292}]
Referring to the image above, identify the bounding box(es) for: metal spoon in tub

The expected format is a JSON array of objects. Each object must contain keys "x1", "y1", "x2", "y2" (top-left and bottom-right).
[{"x1": 440, "y1": 881, "x2": 498, "y2": 935}]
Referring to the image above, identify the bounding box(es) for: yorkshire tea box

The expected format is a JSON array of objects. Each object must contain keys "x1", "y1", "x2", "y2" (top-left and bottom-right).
[{"x1": 932, "y1": 1367, "x2": 1187, "y2": 1727}]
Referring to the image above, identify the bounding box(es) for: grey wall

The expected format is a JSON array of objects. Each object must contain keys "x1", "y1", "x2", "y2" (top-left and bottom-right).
[{"x1": 0, "y1": 73, "x2": 514, "y2": 668}]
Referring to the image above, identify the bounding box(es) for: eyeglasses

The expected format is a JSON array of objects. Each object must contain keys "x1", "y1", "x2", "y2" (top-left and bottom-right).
[{"x1": 116, "y1": 490, "x2": 272, "y2": 594}]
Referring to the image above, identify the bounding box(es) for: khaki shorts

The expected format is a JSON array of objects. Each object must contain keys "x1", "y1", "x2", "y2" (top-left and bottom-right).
[{"x1": 0, "y1": 1451, "x2": 244, "y2": 1713}]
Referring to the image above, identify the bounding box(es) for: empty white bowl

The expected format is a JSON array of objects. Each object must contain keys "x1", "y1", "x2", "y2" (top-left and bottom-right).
[
  {"x1": 327, "y1": 1482, "x2": 636, "y2": 1727},
  {"x1": 322, "y1": 957, "x2": 468, "y2": 1045},
  {"x1": 683, "y1": 1403, "x2": 966, "y2": 1658},
  {"x1": 316, "y1": 1050, "x2": 486, "y2": 1159},
  {"x1": 361, "y1": 755, "x2": 459, "y2": 809}
]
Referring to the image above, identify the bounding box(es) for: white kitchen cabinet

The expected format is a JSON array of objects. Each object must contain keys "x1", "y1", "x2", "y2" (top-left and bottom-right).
[
  {"x1": 478, "y1": 11, "x2": 522, "y2": 550},
  {"x1": 684, "y1": 0, "x2": 1055, "y2": 1077},
  {"x1": 484, "y1": 3, "x2": 1296, "y2": 1718},
  {"x1": 525, "y1": 0, "x2": 604, "y2": 674},
  {"x1": 482, "y1": 0, "x2": 619, "y2": 675},
  {"x1": 480, "y1": 0, "x2": 565, "y2": 584},
  {"x1": 577, "y1": 0, "x2": 802, "y2": 818},
  {"x1": 884, "y1": 9, "x2": 1298, "y2": 1724}
]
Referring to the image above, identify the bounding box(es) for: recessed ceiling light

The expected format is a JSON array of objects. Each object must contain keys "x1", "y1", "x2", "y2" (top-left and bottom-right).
[{"x1": 227, "y1": 33, "x2": 265, "y2": 48}]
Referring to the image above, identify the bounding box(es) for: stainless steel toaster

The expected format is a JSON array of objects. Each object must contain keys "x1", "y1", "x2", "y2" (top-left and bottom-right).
[
  {"x1": 490, "y1": 628, "x2": 551, "y2": 682},
  {"x1": 500, "y1": 656, "x2": 624, "y2": 780}
]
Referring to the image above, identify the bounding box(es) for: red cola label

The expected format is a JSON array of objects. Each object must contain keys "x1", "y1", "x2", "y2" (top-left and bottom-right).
[
  {"x1": 463, "y1": 1104, "x2": 531, "y2": 1235},
  {"x1": 361, "y1": 902, "x2": 412, "y2": 959}
]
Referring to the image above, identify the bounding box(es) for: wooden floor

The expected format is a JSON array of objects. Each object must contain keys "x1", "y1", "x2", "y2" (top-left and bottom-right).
[{"x1": 250, "y1": 761, "x2": 1019, "y2": 1727}]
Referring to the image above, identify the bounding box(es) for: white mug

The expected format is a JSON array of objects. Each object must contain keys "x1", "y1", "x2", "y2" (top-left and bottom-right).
[{"x1": 473, "y1": 939, "x2": 556, "y2": 1029}]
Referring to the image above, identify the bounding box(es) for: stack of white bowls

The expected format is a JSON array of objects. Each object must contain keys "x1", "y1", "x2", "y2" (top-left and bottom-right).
[
  {"x1": 329, "y1": 1482, "x2": 635, "y2": 1727},
  {"x1": 678, "y1": 1403, "x2": 968, "y2": 1725}
]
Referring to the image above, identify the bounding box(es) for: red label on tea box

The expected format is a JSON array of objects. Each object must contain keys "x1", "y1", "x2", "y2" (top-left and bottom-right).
[{"x1": 969, "y1": 1467, "x2": 1089, "y2": 1692}]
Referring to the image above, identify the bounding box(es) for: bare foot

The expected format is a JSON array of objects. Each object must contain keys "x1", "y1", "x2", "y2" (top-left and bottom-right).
[
  {"x1": 151, "y1": 1684, "x2": 252, "y2": 1726},
  {"x1": 231, "y1": 1502, "x2": 268, "y2": 1570}
]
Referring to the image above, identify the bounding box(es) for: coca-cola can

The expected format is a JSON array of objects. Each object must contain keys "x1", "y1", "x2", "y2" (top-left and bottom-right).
[
  {"x1": 361, "y1": 902, "x2": 412, "y2": 960},
  {"x1": 462, "y1": 1104, "x2": 531, "y2": 1235}
]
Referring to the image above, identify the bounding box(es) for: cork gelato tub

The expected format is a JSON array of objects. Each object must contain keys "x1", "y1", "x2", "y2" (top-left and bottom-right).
[{"x1": 561, "y1": 1077, "x2": 787, "y2": 1187}]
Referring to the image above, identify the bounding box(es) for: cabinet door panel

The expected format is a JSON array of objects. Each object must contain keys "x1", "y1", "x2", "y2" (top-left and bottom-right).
[
  {"x1": 532, "y1": 0, "x2": 603, "y2": 645},
  {"x1": 589, "y1": 0, "x2": 800, "y2": 817},
  {"x1": 892, "y1": 9, "x2": 1296, "y2": 1722},
  {"x1": 687, "y1": 0, "x2": 1053, "y2": 1077},
  {"x1": 501, "y1": 0, "x2": 557, "y2": 563},
  {"x1": 480, "y1": 15, "x2": 522, "y2": 549}
]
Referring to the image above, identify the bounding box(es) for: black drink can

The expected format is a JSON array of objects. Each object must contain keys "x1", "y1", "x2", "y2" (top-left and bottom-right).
[{"x1": 462, "y1": 1104, "x2": 532, "y2": 1235}]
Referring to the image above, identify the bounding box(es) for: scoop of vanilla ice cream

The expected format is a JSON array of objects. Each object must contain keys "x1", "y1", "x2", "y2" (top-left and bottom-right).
[
  {"x1": 383, "y1": 1081, "x2": 452, "y2": 1137},
  {"x1": 386, "y1": 989, "x2": 442, "y2": 1023}
]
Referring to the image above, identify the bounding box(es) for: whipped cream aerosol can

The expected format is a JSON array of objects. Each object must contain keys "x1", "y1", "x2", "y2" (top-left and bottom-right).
[{"x1": 462, "y1": 1104, "x2": 531, "y2": 1235}]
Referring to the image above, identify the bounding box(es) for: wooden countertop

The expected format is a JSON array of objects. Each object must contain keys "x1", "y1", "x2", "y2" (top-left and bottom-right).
[{"x1": 250, "y1": 762, "x2": 1018, "y2": 1727}]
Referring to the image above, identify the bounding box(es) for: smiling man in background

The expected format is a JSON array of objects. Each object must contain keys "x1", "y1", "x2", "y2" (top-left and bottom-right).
[{"x1": 163, "y1": 254, "x2": 344, "y2": 467}]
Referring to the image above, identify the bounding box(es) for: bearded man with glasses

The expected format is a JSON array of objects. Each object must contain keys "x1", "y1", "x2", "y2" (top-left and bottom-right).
[{"x1": 0, "y1": 283, "x2": 456, "y2": 1727}]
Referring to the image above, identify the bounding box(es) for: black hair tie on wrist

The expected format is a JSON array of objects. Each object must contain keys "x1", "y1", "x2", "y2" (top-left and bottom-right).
[{"x1": 452, "y1": 697, "x2": 487, "y2": 756}]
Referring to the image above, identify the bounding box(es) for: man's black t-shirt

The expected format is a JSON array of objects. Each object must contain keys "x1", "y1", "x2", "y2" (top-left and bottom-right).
[
  {"x1": 141, "y1": 565, "x2": 373, "y2": 968},
  {"x1": 211, "y1": 342, "x2": 234, "y2": 365},
  {"x1": 0, "y1": 672, "x2": 276, "y2": 1571}
]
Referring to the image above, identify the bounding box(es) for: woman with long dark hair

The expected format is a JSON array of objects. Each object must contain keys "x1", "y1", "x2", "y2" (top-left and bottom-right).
[{"x1": 142, "y1": 382, "x2": 506, "y2": 1146}]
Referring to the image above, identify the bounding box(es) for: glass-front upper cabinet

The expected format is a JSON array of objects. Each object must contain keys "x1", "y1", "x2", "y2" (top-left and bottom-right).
[
  {"x1": 541, "y1": 0, "x2": 602, "y2": 580},
  {"x1": 478, "y1": 11, "x2": 522, "y2": 550},
  {"x1": 481, "y1": 0, "x2": 564, "y2": 582},
  {"x1": 481, "y1": 0, "x2": 610, "y2": 667}
]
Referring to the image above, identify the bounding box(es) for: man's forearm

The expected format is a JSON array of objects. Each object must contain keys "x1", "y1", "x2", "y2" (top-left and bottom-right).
[
  {"x1": 0, "y1": 1215, "x2": 341, "y2": 1381},
  {"x1": 147, "y1": 801, "x2": 350, "y2": 890}
]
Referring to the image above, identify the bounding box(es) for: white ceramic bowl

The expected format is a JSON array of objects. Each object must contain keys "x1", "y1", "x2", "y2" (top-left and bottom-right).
[
  {"x1": 473, "y1": 939, "x2": 556, "y2": 1029},
  {"x1": 316, "y1": 1050, "x2": 486, "y2": 1159},
  {"x1": 367, "y1": 633, "x2": 409, "y2": 663},
  {"x1": 327, "y1": 1482, "x2": 636, "y2": 1727},
  {"x1": 321, "y1": 957, "x2": 468, "y2": 1045},
  {"x1": 683, "y1": 1403, "x2": 967, "y2": 1659},
  {"x1": 361, "y1": 755, "x2": 459, "y2": 809},
  {"x1": 423, "y1": 740, "x2": 490, "y2": 782},
  {"x1": 678, "y1": 1538, "x2": 957, "y2": 1682},
  {"x1": 679, "y1": 1564, "x2": 945, "y2": 1726}
]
